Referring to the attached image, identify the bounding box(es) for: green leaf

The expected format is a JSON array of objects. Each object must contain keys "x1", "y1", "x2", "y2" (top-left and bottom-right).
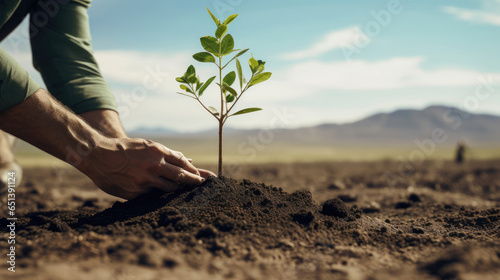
[
  {"x1": 257, "y1": 65, "x2": 265, "y2": 74},
  {"x1": 216, "y1": 83, "x2": 227, "y2": 94},
  {"x1": 196, "y1": 80, "x2": 203, "y2": 91},
  {"x1": 230, "y1": 108, "x2": 262, "y2": 116},
  {"x1": 248, "y1": 56, "x2": 259, "y2": 73},
  {"x1": 215, "y1": 24, "x2": 228, "y2": 39},
  {"x1": 233, "y1": 48, "x2": 249, "y2": 59},
  {"x1": 176, "y1": 77, "x2": 187, "y2": 83},
  {"x1": 198, "y1": 76, "x2": 216, "y2": 96},
  {"x1": 208, "y1": 106, "x2": 220, "y2": 116},
  {"x1": 248, "y1": 72, "x2": 272, "y2": 87},
  {"x1": 180, "y1": 84, "x2": 194, "y2": 93},
  {"x1": 207, "y1": 8, "x2": 220, "y2": 26},
  {"x1": 186, "y1": 65, "x2": 195, "y2": 78},
  {"x1": 200, "y1": 36, "x2": 220, "y2": 55},
  {"x1": 223, "y1": 71, "x2": 236, "y2": 86},
  {"x1": 224, "y1": 83, "x2": 238, "y2": 97},
  {"x1": 185, "y1": 65, "x2": 196, "y2": 83},
  {"x1": 187, "y1": 74, "x2": 198, "y2": 84},
  {"x1": 256, "y1": 60, "x2": 266, "y2": 74},
  {"x1": 220, "y1": 34, "x2": 234, "y2": 56},
  {"x1": 193, "y1": 52, "x2": 216, "y2": 63},
  {"x1": 226, "y1": 94, "x2": 235, "y2": 103},
  {"x1": 223, "y1": 14, "x2": 238, "y2": 25},
  {"x1": 235, "y1": 59, "x2": 244, "y2": 90}
]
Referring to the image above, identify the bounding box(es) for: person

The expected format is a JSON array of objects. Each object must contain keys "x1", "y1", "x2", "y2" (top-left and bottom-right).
[
  {"x1": 455, "y1": 140, "x2": 467, "y2": 164},
  {"x1": 0, "y1": 0, "x2": 214, "y2": 199}
]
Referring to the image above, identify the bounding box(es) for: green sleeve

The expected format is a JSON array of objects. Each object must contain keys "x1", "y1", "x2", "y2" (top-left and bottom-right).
[
  {"x1": 0, "y1": 47, "x2": 41, "y2": 113},
  {"x1": 30, "y1": 0, "x2": 117, "y2": 114}
]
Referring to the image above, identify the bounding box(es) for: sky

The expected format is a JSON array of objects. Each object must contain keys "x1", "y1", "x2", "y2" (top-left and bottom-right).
[{"x1": 2, "y1": 0, "x2": 500, "y2": 132}]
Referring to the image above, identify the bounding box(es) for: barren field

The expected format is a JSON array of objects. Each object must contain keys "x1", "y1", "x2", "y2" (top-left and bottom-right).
[{"x1": 1, "y1": 160, "x2": 500, "y2": 280}]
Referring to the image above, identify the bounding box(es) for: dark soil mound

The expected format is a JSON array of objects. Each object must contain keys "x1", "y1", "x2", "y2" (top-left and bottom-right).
[
  {"x1": 3, "y1": 176, "x2": 362, "y2": 268},
  {"x1": 78, "y1": 176, "x2": 358, "y2": 235},
  {"x1": 321, "y1": 198, "x2": 354, "y2": 219}
]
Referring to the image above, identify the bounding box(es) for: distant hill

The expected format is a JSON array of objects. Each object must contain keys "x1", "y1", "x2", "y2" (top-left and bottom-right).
[
  {"x1": 295, "y1": 105, "x2": 499, "y2": 145},
  {"x1": 130, "y1": 106, "x2": 500, "y2": 147},
  {"x1": 273, "y1": 105, "x2": 500, "y2": 147}
]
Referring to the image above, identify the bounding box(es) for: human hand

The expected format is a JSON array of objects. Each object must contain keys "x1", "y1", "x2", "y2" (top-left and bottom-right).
[{"x1": 81, "y1": 137, "x2": 214, "y2": 199}]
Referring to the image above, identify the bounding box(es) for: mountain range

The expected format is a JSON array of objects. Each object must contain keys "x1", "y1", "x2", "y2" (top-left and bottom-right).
[{"x1": 130, "y1": 105, "x2": 500, "y2": 147}]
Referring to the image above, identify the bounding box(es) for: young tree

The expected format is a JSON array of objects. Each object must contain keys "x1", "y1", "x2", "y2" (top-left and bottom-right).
[{"x1": 176, "y1": 8, "x2": 271, "y2": 176}]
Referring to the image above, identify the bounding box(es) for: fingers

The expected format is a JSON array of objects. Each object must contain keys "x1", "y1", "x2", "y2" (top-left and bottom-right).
[
  {"x1": 148, "y1": 142, "x2": 209, "y2": 186},
  {"x1": 198, "y1": 168, "x2": 216, "y2": 178},
  {"x1": 158, "y1": 160, "x2": 205, "y2": 186},
  {"x1": 159, "y1": 144, "x2": 200, "y2": 176}
]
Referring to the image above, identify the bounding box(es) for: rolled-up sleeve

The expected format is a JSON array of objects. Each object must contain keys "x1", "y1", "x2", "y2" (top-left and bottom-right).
[
  {"x1": 30, "y1": 0, "x2": 117, "y2": 114},
  {"x1": 0, "y1": 47, "x2": 41, "y2": 113}
]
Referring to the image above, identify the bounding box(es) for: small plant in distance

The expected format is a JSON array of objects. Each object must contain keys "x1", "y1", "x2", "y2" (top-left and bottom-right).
[{"x1": 176, "y1": 8, "x2": 271, "y2": 177}]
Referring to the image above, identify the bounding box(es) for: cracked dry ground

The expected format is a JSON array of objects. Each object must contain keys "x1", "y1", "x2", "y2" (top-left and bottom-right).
[{"x1": 1, "y1": 160, "x2": 499, "y2": 280}]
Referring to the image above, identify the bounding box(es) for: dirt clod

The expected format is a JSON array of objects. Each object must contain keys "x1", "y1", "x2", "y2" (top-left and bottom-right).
[
  {"x1": 395, "y1": 201, "x2": 412, "y2": 209},
  {"x1": 196, "y1": 225, "x2": 218, "y2": 239},
  {"x1": 321, "y1": 198, "x2": 350, "y2": 218},
  {"x1": 412, "y1": 227, "x2": 425, "y2": 234},
  {"x1": 292, "y1": 210, "x2": 315, "y2": 226},
  {"x1": 408, "y1": 194, "x2": 421, "y2": 203}
]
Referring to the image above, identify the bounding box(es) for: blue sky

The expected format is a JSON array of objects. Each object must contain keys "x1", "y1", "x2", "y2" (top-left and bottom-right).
[{"x1": 2, "y1": 0, "x2": 500, "y2": 132}]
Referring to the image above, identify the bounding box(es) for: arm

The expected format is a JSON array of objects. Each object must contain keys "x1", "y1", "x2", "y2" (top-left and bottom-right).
[
  {"x1": 80, "y1": 109, "x2": 127, "y2": 138},
  {"x1": 0, "y1": 89, "x2": 208, "y2": 199}
]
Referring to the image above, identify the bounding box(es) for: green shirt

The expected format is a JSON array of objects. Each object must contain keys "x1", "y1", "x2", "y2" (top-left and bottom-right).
[{"x1": 0, "y1": 0, "x2": 117, "y2": 114}]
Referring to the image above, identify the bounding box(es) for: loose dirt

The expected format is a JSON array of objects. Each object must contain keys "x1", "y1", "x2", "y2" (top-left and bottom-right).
[{"x1": 1, "y1": 160, "x2": 499, "y2": 279}]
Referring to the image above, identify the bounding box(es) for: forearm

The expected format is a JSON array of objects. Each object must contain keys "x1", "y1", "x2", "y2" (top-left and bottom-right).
[
  {"x1": 0, "y1": 88, "x2": 105, "y2": 171},
  {"x1": 0, "y1": 88, "x2": 209, "y2": 200},
  {"x1": 80, "y1": 109, "x2": 127, "y2": 138}
]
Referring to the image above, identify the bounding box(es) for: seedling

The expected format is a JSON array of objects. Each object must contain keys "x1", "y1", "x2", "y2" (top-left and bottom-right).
[{"x1": 176, "y1": 8, "x2": 271, "y2": 177}]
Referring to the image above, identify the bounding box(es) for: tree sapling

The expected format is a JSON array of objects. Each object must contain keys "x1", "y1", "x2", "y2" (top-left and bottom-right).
[{"x1": 176, "y1": 8, "x2": 271, "y2": 177}]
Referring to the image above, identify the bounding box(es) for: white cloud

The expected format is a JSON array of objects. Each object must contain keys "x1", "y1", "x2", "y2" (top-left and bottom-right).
[
  {"x1": 443, "y1": 0, "x2": 500, "y2": 26},
  {"x1": 273, "y1": 56, "x2": 500, "y2": 91},
  {"x1": 281, "y1": 26, "x2": 367, "y2": 61},
  {"x1": 6, "y1": 48, "x2": 499, "y2": 132},
  {"x1": 94, "y1": 50, "x2": 193, "y2": 88},
  {"x1": 94, "y1": 51, "x2": 500, "y2": 132}
]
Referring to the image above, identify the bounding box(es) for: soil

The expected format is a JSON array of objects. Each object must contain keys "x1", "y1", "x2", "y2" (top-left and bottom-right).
[{"x1": 1, "y1": 160, "x2": 500, "y2": 280}]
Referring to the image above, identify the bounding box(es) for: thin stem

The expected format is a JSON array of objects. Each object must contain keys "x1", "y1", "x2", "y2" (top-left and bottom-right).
[
  {"x1": 221, "y1": 59, "x2": 234, "y2": 70},
  {"x1": 187, "y1": 84, "x2": 219, "y2": 121},
  {"x1": 218, "y1": 45, "x2": 224, "y2": 177},
  {"x1": 218, "y1": 119, "x2": 223, "y2": 177},
  {"x1": 196, "y1": 98, "x2": 220, "y2": 121}
]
